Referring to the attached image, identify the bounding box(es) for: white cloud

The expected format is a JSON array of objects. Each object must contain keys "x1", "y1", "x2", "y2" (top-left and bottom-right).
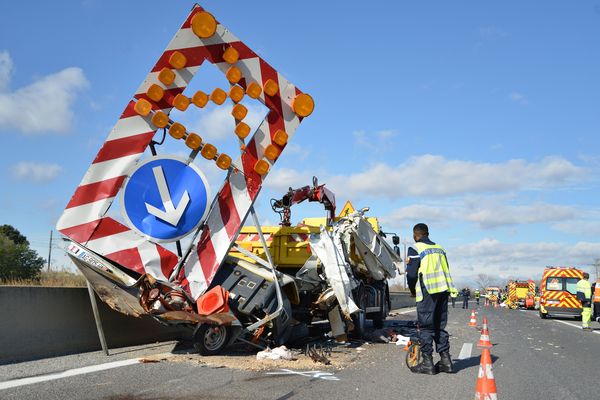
[
  {"x1": 383, "y1": 200, "x2": 577, "y2": 230},
  {"x1": 0, "y1": 51, "x2": 89, "y2": 134},
  {"x1": 386, "y1": 204, "x2": 448, "y2": 223},
  {"x1": 264, "y1": 167, "x2": 314, "y2": 193},
  {"x1": 509, "y1": 91, "x2": 528, "y2": 105},
  {"x1": 0, "y1": 51, "x2": 13, "y2": 92},
  {"x1": 464, "y1": 202, "x2": 576, "y2": 228},
  {"x1": 449, "y1": 238, "x2": 599, "y2": 279},
  {"x1": 327, "y1": 155, "x2": 584, "y2": 200},
  {"x1": 11, "y1": 161, "x2": 63, "y2": 183}
]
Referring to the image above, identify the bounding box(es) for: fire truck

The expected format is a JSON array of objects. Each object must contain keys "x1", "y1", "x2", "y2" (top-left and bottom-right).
[
  {"x1": 485, "y1": 286, "x2": 500, "y2": 306},
  {"x1": 538, "y1": 267, "x2": 583, "y2": 319},
  {"x1": 506, "y1": 280, "x2": 536, "y2": 309}
]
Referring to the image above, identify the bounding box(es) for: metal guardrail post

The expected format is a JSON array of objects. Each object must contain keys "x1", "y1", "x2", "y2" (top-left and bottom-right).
[{"x1": 86, "y1": 281, "x2": 109, "y2": 356}]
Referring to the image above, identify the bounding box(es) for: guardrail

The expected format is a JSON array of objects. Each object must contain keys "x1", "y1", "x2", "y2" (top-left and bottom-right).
[
  {"x1": 389, "y1": 291, "x2": 415, "y2": 309},
  {"x1": 2, "y1": 288, "x2": 421, "y2": 364},
  {"x1": 0, "y1": 286, "x2": 185, "y2": 364}
]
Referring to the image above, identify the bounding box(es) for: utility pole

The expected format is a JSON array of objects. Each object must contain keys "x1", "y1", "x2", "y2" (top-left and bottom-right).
[
  {"x1": 47, "y1": 230, "x2": 53, "y2": 272},
  {"x1": 592, "y1": 258, "x2": 600, "y2": 282}
]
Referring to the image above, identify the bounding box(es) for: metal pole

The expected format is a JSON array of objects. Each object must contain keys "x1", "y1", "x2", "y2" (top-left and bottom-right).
[
  {"x1": 47, "y1": 230, "x2": 53, "y2": 272},
  {"x1": 402, "y1": 237, "x2": 408, "y2": 290},
  {"x1": 86, "y1": 281, "x2": 109, "y2": 356}
]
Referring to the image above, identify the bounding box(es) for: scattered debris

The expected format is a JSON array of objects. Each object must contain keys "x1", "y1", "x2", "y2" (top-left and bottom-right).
[
  {"x1": 139, "y1": 358, "x2": 163, "y2": 363},
  {"x1": 256, "y1": 346, "x2": 297, "y2": 361},
  {"x1": 306, "y1": 344, "x2": 331, "y2": 365}
]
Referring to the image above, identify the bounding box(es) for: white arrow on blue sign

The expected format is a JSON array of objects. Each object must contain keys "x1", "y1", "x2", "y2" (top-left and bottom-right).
[{"x1": 121, "y1": 155, "x2": 211, "y2": 242}]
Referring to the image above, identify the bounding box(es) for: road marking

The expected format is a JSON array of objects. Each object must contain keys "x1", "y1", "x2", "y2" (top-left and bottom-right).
[
  {"x1": 0, "y1": 358, "x2": 140, "y2": 391},
  {"x1": 266, "y1": 369, "x2": 339, "y2": 381},
  {"x1": 554, "y1": 320, "x2": 600, "y2": 335},
  {"x1": 457, "y1": 343, "x2": 472, "y2": 360},
  {"x1": 397, "y1": 307, "x2": 416, "y2": 315}
]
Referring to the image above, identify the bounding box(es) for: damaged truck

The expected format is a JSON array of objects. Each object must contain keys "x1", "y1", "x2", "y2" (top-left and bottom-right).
[
  {"x1": 66, "y1": 178, "x2": 402, "y2": 355},
  {"x1": 57, "y1": 3, "x2": 403, "y2": 356}
]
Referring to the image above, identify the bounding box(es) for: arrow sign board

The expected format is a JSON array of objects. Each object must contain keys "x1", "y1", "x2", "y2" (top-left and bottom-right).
[{"x1": 121, "y1": 156, "x2": 211, "y2": 242}]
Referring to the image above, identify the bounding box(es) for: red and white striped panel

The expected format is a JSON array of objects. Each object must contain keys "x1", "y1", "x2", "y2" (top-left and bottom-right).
[
  {"x1": 236, "y1": 233, "x2": 273, "y2": 243},
  {"x1": 57, "y1": 4, "x2": 309, "y2": 296},
  {"x1": 176, "y1": 11, "x2": 307, "y2": 299},
  {"x1": 288, "y1": 233, "x2": 310, "y2": 243}
]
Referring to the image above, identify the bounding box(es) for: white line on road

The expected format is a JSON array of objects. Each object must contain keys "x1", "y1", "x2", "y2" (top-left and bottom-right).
[
  {"x1": 266, "y1": 369, "x2": 339, "y2": 381},
  {"x1": 457, "y1": 343, "x2": 472, "y2": 360},
  {"x1": 396, "y1": 307, "x2": 416, "y2": 315},
  {"x1": 0, "y1": 358, "x2": 140, "y2": 391},
  {"x1": 554, "y1": 319, "x2": 600, "y2": 335}
]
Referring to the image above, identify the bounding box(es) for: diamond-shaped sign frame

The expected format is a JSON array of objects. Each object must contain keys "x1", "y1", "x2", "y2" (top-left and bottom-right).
[{"x1": 57, "y1": 4, "x2": 311, "y2": 299}]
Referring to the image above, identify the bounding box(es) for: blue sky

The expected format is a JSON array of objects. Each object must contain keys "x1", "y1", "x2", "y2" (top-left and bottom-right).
[{"x1": 1, "y1": 1, "x2": 599, "y2": 284}]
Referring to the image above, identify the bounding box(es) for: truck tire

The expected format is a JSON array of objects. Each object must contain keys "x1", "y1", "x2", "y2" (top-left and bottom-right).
[
  {"x1": 193, "y1": 324, "x2": 231, "y2": 356},
  {"x1": 372, "y1": 287, "x2": 389, "y2": 329},
  {"x1": 351, "y1": 287, "x2": 367, "y2": 339}
]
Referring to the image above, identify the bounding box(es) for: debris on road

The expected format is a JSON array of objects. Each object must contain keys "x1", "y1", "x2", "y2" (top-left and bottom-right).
[{"x1": 256, "y1": 346, "x2": 297, "y2": 361}]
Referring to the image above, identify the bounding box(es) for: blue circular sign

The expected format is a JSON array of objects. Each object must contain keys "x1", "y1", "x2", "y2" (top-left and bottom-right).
[{"x1": 121, "y1": 156, "x2": 211, "y2": 242}]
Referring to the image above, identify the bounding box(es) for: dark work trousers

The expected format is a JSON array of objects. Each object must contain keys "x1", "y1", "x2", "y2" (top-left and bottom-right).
[
  {"x1": 462, "y1": 297, "x2": 469, "y2": 309},
  {"x1": 416, "y1": 283, "x2": 450, "y2": 356},
  {"x1": 451, "y1": 296, "x2": 456, "y2": 308}
]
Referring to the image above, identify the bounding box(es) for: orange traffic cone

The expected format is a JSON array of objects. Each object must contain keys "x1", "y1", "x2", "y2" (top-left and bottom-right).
[
  {"x1": 477, "y1": 318, "x2": 492, "y2": 348},
  {"x1": 475, "y1": 348, "x2": 497, "y2": 400},
  {"x1": 469, "y1": 310, "x2": 477, "y2": 327}
]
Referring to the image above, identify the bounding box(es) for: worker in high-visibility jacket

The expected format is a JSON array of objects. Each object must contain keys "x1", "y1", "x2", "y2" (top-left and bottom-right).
[
  {"x1": 576, "y1": 272, "x2": 592, "y2": 331},
  {"x1": 407, "y1": 223, "x2": 457, "y2": 375}
]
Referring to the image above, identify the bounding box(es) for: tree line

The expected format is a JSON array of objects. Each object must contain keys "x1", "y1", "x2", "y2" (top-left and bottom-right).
[{"x1": 0, "y1": 224, "x2": 45, "y2": 282}]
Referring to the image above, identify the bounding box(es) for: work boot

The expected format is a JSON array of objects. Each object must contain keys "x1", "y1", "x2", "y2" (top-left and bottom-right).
[
  {"x1": 410, "y1": 353, "x2": 435, "y2": 375},
  {"x1": 435, "y1": 351, "x2": 454, "y2": 373}
]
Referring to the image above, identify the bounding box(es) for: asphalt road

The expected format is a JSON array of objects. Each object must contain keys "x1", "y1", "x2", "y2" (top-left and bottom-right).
[{"x1": 1, "y1": 305, "x2": 599, "y2": 400}]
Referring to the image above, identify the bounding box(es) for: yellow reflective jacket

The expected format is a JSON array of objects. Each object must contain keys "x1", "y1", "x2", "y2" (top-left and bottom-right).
[{"x1": 414, "y1": 241, "x2": 456, "y2": 302}]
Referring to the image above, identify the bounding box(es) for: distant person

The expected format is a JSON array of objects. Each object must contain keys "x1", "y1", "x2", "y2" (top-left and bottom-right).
[
  {"x1": 406, "y1": 223, "x2": 457, "y2": 375},
  {"x1": 462, "y1": 288, "x2": 470, "y2": 309},
  {"x1": 450, "y1": 289, "x2": 457, "y2": 308},
  {"x1": 576, "y1": 273, "x2": 592, "y2": 331},
  {"x1": 474, "y1": 289, "x2": 480, "y2": 305}
]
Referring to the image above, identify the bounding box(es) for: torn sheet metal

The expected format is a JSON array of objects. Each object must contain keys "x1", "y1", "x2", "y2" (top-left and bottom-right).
[
  {"x1": 337, "y1": 214, "x2": 400, "y2": 280},
  {"x1": 66, "y1": 242, "x2": 145, "y2": 317},
  {"x1": 309, "y1": 227, "x2": 359, "y2": 316}
]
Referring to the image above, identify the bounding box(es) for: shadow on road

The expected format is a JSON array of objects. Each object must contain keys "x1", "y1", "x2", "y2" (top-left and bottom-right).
[{"x1": 452, "y1": 354, "x2": 499, "y2": 373}]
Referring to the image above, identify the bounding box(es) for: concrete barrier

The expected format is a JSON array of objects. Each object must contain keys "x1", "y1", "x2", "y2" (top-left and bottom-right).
[
  {"x1": 390, "y1": 293, "x2": 477, "y2": 310},
  {"x1": 390, "y1": 292, "x2": 415, "y2": 310},
  {"x1": 0, "y1": 286, "x2": 186, "y2": 364}
]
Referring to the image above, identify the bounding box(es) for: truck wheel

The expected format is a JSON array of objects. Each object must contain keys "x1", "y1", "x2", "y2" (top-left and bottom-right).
[
  {"x1": 351, "y1": 287, "x2": 367, "y2": 339},
  {"x1": 372, "y1": 288, "x2": 389, "y2": 329},
  {"x1": 193, "y1": 324, "x2": 230, "y2": 355}
]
